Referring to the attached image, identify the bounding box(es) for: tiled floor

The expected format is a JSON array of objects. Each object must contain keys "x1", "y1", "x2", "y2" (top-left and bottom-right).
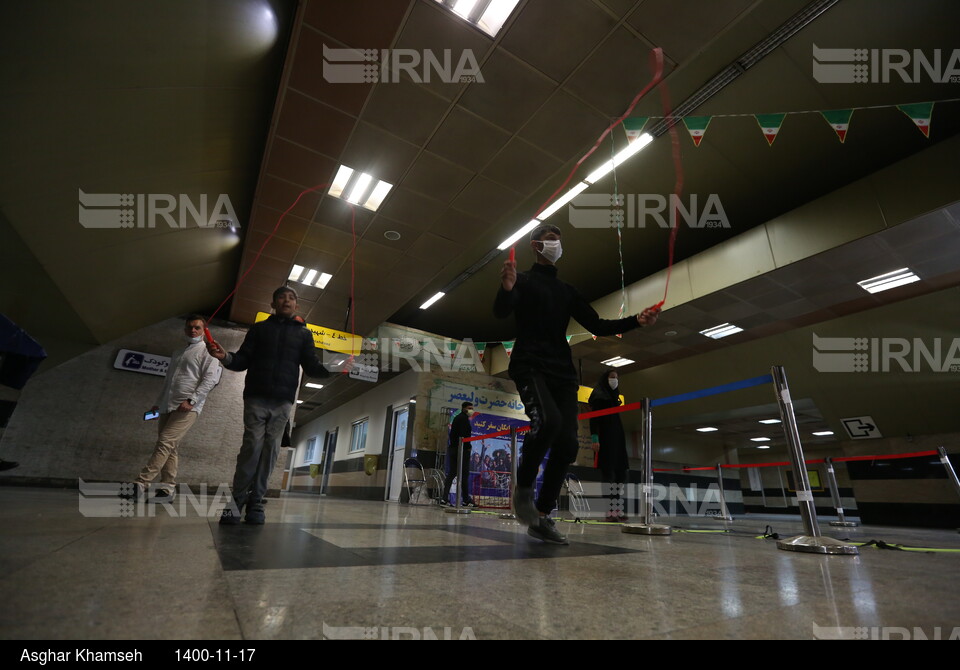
[{"x1": 1, "y1": 488, "x2": 959, "y2": 640}]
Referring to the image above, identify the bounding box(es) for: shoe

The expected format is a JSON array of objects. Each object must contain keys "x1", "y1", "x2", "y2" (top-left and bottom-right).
[
  {"x1": 219, "y1": 501, "x2": 243, "y2": 525},
  {"x1": 119, "y1": 482, "x2": 146, "y2": 501},
  {"x1": 527, "y1": 516, "x2": 569, "y2": 545},
  {"x1": 244, "y1": 500, "x2": 265, "y2": 525},
  {"x1": 438, "y1": 499, "x2": 451, "y2": 507},
  {"x1": 0, "y1": 460, "x2": 19, "y2": 471},
  {"x1": 512, "y1": 487, "x2": 539, "y2": 526},
  {"x1": 150, "y1": 489, "x2": 175, "y2": 503}
]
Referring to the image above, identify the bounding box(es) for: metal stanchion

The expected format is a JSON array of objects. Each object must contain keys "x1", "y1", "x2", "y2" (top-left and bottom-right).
[
  {"x1": 500, "y1": 427, "x2": 517, "y2": 519},
  {"x1": 713, "y1": 463, "x2": 734, "y2": 521},
  {"x1": 444, "y1": 437, "x2": 471, "y2": 515},
  {"x1": 772, "y1": 366, "x2": 857, "y2": 555},
  {"x1": 825, "y1": 457, "x2": 857, "y2": 527},
  {"x1": 623, "y1": 397, "x2": 671, "y2": 536},
  {"x1": 937, "y1": 446, "x2": 960, "y2": 533}
]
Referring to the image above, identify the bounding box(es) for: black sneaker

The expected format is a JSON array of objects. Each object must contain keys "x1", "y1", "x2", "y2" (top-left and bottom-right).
[
  {"x1": 219, "y1": 506, "x2": 242, "y2": 525},
  {"x1": 244, "y1": 501, "x2": 265, "y2": 525},
  {"x1": 151, "y1": 489, "x2": 175, "y2": 503},
  {"x1": 512, "y1": 487, "x2": 539, "y2": 526},
  {"x1": 527, "y1": 516, "x2": 569, "y2": 545}
]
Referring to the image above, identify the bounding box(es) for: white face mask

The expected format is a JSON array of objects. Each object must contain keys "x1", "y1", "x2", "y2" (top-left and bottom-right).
[
  {"x1": 185, "y1": 334, "x2": 203, "y2": 344},
  {"x1": 538, "y1": 239, "x2": 562, "y2": 263},
  {"x1": 608, "y1": 378, "x2": 618, "y2": 390}
]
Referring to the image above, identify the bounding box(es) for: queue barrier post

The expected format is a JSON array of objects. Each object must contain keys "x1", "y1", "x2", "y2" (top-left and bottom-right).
[
  {"x1": 444, "y1": 437, "x2": 471, "y2": 515},
  {"x1": 713, "y1": 463, "x2": 734, "y2": 521},
  {"x1": 772, "y1": 365, "x2": 857, "y2": 555},
  {"x1": 499, "y1": 427, "x2": 518, "y2": 519},
  {"x1": 623, "y1": 397, "x2": 671, "y2": 536},
  {"x1": 825, "y1": 457, "x2": 857, "y2": 527},
  {"x1": 936, "y1": 446, "x2": 960, "y2": 533}
]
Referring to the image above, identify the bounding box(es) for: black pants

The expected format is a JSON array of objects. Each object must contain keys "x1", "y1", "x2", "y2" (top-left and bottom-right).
[
  {"x1": 512, "y1": 371, "x2": 580, "y2": 515},
  {"x1": 443, "y1": 445, "x2": 473, "y2": 504}
]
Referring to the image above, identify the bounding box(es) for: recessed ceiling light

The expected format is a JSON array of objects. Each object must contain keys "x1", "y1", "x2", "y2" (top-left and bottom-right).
[
  {"x1": 434, "y1": 0, "x2": 520, "y2": 37},
  {"x1": 696, "y1": 427, "x2": 718, "y2": 433},
  {"x1": 750, "y1": 437, "x2": 771, "y2": 442},
  {"x1": 857, "y1": 268, "x2": 920, "y2": 294},
  {"x1": 288, "y1": 264, "x2": 305, "y2": 282},
  {"x1": 296, "y1": 400, "x2": 304, "y2": 404},
  {"x1": 305, "y1": 383, "x2": 324, "y2": 390},
  {"x1": 812, "y1": 431, "x2": 834, "y2": 436},
  {"x1": 315, "y1": 272, "x2": 333, "y2": 289},
  {"x1": 601, "y1": 356, "x2": 634, "y2": 368},
  {"x1": 756, "y1": 445, "x2": 770, "y2": 449},
  {"x1": 302, "y1": 269, "x2": 317, "y2": 286},
  {"x1": 329, "y1": 164, "x2": 393, "y2": 211},
  {"x1": 700, "y1": 323, "x2": 744, "y2": 339},
  {"x1": 759, "y1": 419, "x2": 781, "y2": 424}
]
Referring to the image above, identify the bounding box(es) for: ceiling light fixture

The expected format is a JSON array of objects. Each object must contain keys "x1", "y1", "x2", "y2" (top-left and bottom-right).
[
  {"x1": 315, "y1": 272, "x2": 333, "y2": 289},
  {"x1": 601, "y1": 356, "x2": 634, "y2": 367},
  {"x1": 305, "y1": 383, "x2": 324, "y2": 390},
  {"x1": 700, "y1": 323, "x2": 744, "y2": 339},
  {"x1": 759, "y1": 419, "x2": 781, "y2": 424},
  {"x1": 584, "y1": 133, "x2": 654, "y2": 184},
  {"x1": 434, "y1": 0, "x2": 520, "y2": 37},
  {"x1": 857, "y1": 268, "x2": 920, "y2": 294},
  {"x1": 812, "y1": 431, "x2": 834, "y2": 436},
  {"x1": 420, "y1": 292, "x2": 446, "y2": 310},
  {"x1": 696, "y1": 427, "x2": 718, "y2": 433},
  {"x1": 328, "y1": 164, "x2": 393, "y2": 211},
  {"x1": 750, "y1": 437, "x2": 771, "y2": 442},
  {"x1": 497, "y1": 219, "x2": 541, "y2": 251},
  {"x1": 288, "y1": 264, "x2": 305, "y2": 281}
]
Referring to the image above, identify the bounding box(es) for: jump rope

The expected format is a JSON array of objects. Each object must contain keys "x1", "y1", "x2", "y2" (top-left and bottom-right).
[{"x1": 203, "y1": 48, "x2": 680, "y2": 351}]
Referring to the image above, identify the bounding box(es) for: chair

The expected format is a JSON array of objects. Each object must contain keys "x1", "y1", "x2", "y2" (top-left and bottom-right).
[
  {"x1": 427, "y1": 468, "x2": 446, "y2": 504},
  {"x1": 403, "y1": 458, "x2": 428, "y2": 505}
]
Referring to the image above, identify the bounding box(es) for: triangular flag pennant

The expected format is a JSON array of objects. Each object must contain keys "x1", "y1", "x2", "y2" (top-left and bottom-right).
[
  {"x1": 898, "y1": 102, "x2": 934, "y2": 138},
  {"x1": 622, "y1": 117, "x2": 649, "y2": 143},
  {"x1": 502, "y1": 341, "x2": 514, "y2": 358},
  {"x1": 591, "y1": 334, "x2": 597, "y2": 341},
  {"x1": 755, "y1": 113, "x2": 786, "y2": 146},
  {"x1": 447, "y1": 341, "x2": 457, "y2": 360},
  {"x1": 475, "y1": 342, "x2": 486, "y2": 361},
  {"x1": 565, "y1": 335, "x2": 572, "y2": 344},
  {"x1": 821, "y1": 109, "x2": 854, "y2": 143},
  {"x1": 682, "y1": 116, "x2": 712, "y2": 147}
]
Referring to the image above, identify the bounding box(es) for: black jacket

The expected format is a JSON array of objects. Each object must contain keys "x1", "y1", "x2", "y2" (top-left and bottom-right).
[
  {"x1": 493, "y1": 263, "x2": 640, "y2": 382},
  {"x1": 448, "y1": 411, "x2": 472, "y2": 448},
  {"x1": 224, "y1": 315, "x2": 329, "y2": 402}
]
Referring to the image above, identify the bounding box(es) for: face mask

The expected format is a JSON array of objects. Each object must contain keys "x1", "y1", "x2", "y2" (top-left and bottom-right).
[
  {"x1": 608, "y1": 378, "x2": 618, "y2": 390},
  {"x1": 185, "y1": 334, "x2": 203, "y2": 344},
  {"x1": 466, "y1": 409, "x2": 475, "y2": 417},
  {"x1": 538, "y1": 239, "x2": 562, "y2": 263}
]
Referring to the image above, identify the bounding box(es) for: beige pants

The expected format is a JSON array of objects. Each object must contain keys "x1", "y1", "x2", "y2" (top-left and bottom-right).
[{"x1": 136, "y1": 411, "x2": 198, "y2": 491}]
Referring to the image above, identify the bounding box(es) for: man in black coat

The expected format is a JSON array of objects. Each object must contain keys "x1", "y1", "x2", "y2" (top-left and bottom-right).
[
  {"x1": 442, "y1": 401, "x2": 475, "y2": 507},
  {"x1": 589, "y1": 370, "x2": 629, "y2": 522},
  {"x1": 495, "y1": 224, "x2": 659, "y2": 544},
  {"x1": 207, "y1": 286, "x2": 329, "y2": 524}
]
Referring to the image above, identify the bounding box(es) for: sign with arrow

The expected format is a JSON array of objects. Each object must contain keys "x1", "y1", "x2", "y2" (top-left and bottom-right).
[{"x1": 841, "y1": 416, "x2": 882, "y2": 439}]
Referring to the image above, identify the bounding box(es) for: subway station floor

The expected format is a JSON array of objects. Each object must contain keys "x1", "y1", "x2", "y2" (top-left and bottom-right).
[{"x1": 1, "y1": 487, "x2": 959, "y2": 641}]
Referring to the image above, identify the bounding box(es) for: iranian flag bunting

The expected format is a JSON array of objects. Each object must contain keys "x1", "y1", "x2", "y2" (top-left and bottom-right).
[
  {"x1": 755, "y1": 113, "x2": 786, "y2": 146},
  {"x1": 682, "y1": 116, "x2": 712, "y2": 147},
  {"x1": 898, "y1": 102, "x2": 934, "y2": 138},
  {"x1": 821, "y1": 109, "x2": 854, "y2": 143}
]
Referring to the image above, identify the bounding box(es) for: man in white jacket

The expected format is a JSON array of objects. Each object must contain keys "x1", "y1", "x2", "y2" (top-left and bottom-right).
[{"x1": 123, "y1": 315, "x2": 222, "y2": 502}]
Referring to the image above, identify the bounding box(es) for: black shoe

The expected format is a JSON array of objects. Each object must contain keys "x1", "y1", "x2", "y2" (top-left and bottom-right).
[
  {"x1": 219, "y1": 503, "x2": 243, "y2": 525},
  {"x1": 244, "y1": 501, "x2": 265, "y2": 525},
  {"x1": 150, "y1": 489, "x2": 175, "y2": 503},
  {"x1": 0, "y1": 460, "x2": 19, "y2": 472},
  {"x1": 527, "y1": 516, "x2": 569, "y2": 545},
  {"x1": 512, "y1": 487, "x2": 538, "y2": 526}
]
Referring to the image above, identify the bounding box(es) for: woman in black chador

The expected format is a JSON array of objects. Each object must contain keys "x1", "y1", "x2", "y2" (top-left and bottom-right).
[{"x1": 589, "y1": 370, "x2": 629, "y2": 522}]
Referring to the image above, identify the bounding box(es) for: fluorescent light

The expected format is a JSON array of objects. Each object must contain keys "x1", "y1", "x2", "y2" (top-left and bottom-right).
[
  {"x1": 750, "y1": 437, "x2": 771, "y2": 442},
  {"x1": 288, "y1": 264, "x2": 305, "y2": 281},
  {"x1": 453, "y1": 0, "x2": 478, "y2": 19},
  {"x1": 302, "y1": 269, "x2": 317, "y2": 286},
  {"x1": 329, "y1": 165, "x2": 354, "y2": 198},
  {"x1": 477, "y1": 0, "x2": 520, "y2": 36},
  {"x1": 700, "y1": 323, "x2": 744, "y2": 339},
  {"x1": 584, "y1": 133, "x2": 653, "y2": 184},
  {"x1": 756, "y1": 446, "x2": 770, "y2": 450},
  {"x1": 363, "y1": 180, "x2": 393, "y2": 211},
  {"x1": 759, "y1": 419, "x2": 781, "y2": 424},
  {"x1": 296, "y1": 400, "x2": 304, "y2": 404},
  {"x1": 857, "y1": 268, "x2": 920, "y2": 294},
  {"x1": 315, "y1": 272, "x2": 333, "y2": 289},
  {"x1": 696, "y1": 427, "x2": 718, "y2": 433},
  {"x1": 305, "y1": 383, "x2": 324, "y2": 390},
  {"x1": 420, "y1": 292, "x2": 446, "y2": 310},
  {"x1": 498, "y1": 219, "x2": 540, "y2": 251},
  {"x1": 601, "y1": 356, "x2": 634, "y2": 367},
  {"x1": 812, "y1": 431, "x2": 834, "y2": 436},
  {"x1": 537, "y1": 181, "x2": 589, "y2": 221},
  {"x1": 345, "y1": 172, "x2": 373, "y2": 205}
]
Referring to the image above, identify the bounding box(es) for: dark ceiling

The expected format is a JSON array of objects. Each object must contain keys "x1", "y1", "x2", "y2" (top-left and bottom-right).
[{"x1": 2, "y1": 0, "x2": 959, "y2": 446}]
